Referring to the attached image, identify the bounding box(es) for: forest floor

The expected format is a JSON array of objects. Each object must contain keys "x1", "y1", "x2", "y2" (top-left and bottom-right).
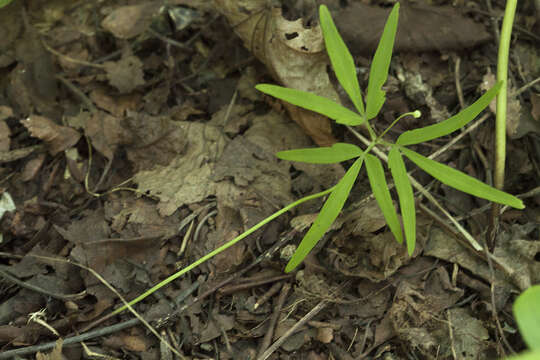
[{"x1": 0, "y1": 0, "x2": 539, "y2": 359}]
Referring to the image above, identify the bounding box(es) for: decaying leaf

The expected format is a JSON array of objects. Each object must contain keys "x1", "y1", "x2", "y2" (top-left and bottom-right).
[
  {"x1": 334, "y1": 2, "x2": 491, "y2": 56},
  {"x1": 215, "y1": 0, "x2": 337, "y2": 146},
  {"x1": 101, "y1": 3, "x2": 160, "y2": 39},
  {"x1": 21, "y1": 115, "x2": 80, "y2": 155},
  {"x1": 103, "y1": 49, "x2": 146, "y2": 94}
]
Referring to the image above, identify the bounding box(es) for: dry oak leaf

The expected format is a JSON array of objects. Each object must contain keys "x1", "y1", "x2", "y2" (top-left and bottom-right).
[{"x1": 21, "y1": 115, "x2": 80, "y2": 155}]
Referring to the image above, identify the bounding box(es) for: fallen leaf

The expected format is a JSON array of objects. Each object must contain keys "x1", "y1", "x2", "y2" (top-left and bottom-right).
[
  {"x1": 215, "y1": 0, "x2": 337, "y2": 146},
  {"x1": 84, "y1": 111, "x2": 128, "y2": 160},
  {"x1": 335, "y1": 2, "x2": 491, "y2": 56},
  {"x1": 103, "y1": 49, "x2": 146, "y2": 93},
  {"x1": 36, "y1": 339, "x2": 63, "y2": 360},
  {"x1": 101, "y1": 3, "x2": 160, "y2": 39},
  {"x1": 21, "y1": 115, "x2": 80, "y2": 155},
  {"x1": 0, "y1": 119, "x2": 10, "y2": 152}
]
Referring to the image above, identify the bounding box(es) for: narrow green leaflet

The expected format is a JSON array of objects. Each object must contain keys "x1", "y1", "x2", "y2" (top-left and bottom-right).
[
  {"x1": 514, "y1": 285, "x2": 540, "y2": 350},
  {"x1": 388, "y1": 147, "x2": 416, "y2": 255},
  {"x1": 285, "y1": 156, "x2": 364, "y2": 272},
  {"x1": 256, "y1": 84, "x2": 364, "y2": 125},
  {"x1": 397, "y1": 82, "x2": 502, "y2": 146},
  {"x1": 400, "y1": 147, "x2": 524, "y2": 209},
  {"x1": 319, "y1": 5, "x2": 365, "y2": 116},
  {"x1": 365, "y1": 3, "x2": 399, "y2": 121},
  {"x1": 277, "y1": 143, "x2": 363, "y2": 164},
  {"x1": 365, "y1": 154, "x2": 403, "y2": 243}
]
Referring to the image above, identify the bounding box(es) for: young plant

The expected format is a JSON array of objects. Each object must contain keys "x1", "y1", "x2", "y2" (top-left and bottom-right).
[
  {"x1": 256, "y1": 3, "x2": 524, "y2": 272},
  {"x1": 106, "y1": 2, "x2": 524, "y2": 318}
]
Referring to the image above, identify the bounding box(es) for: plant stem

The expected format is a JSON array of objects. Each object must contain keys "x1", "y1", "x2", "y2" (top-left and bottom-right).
[
  {"x1": 109, "y1": 186, "x2": 336, "y2": 316},
  {"x1": 490, "y1": 0, "x2": 517, "y2": 249},
  {"x1": 494, "y1": 0, "x2": 517, "y2": 190}
]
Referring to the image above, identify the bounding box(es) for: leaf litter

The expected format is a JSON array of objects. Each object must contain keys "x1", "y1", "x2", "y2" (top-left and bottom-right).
[{"x1": 0, "y1": 0, "x2": 538, "y2": 359}]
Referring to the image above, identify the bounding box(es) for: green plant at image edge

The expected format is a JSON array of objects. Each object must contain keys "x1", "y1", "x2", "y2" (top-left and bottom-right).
[
  {"x1": 508, "y1": 285, "x2": 540, "y2": 359},
  {"x1": 0, "y1": 0, "x2": 14, "y2": 8}
]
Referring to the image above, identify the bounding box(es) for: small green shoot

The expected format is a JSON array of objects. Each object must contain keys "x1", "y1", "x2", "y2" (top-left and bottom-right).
[
  {"x1": 507, "y1": 285, "x2": 540, "y2": 359},
  {"x1": 257, "y1": 3, "x2": 524, "y2": 272}
]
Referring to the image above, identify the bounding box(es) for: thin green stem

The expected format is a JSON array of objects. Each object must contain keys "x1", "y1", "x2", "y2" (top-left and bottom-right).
[
  {"x1": 378, "y1": 110, "x2": 421, "y2": 141},
  {"x1": 494, "y1": 0, "x2": 517, "y2": 190},
  {"x1": 109, "y1": 186, "x2": 336, "y2": 316},
  {"x1": 363, "y1": 116, "x2": 378, "y2": 141}
]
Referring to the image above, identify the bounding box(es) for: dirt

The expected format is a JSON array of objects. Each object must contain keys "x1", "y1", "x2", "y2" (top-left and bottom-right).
[{"x1": 0, "y1": 0, "x2": 539, "y2": 359}]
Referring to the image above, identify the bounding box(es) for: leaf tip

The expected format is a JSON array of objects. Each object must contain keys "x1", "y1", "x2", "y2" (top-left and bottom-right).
[{"x1": 284, "y1": 260, "x2": 297, "y2": 273}]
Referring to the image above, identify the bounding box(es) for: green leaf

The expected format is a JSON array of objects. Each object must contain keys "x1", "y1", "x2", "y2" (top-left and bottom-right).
[
  {"x1": 388, "y1": 147, "x2": 416, "y2": 255},
  {"x1": 506, "y1": 350, "x2": 540, "y2": 360},
  {"x1": 319, "y1": 5, "x2": 365, "y2": 116},
  {"x1": 277, "y1": 143, "x2": 363, "y2": 164},
  {"x1": 0, "y1": 0, "x2": 14, "y2": 8},
  {"x1": 400, "y1": 147, "x2": 524, "y2": 209},
  {"x1": 397, "y1": 82, "x2": 502, "y2": 146},
  {"x1": 514, "y1": 285, "x2": 540, "y2": 350},
  {"x1": 365, "y1": 154, "x2": 403, "y2": 243},
  {"x1": 285, "y1": 156, "x2": 364, "y2": 272},
  {"x1": 256, "y1": 84, "x2": 364, "y2": 125},
  {"x1": 365, "y1": 3, "x2": 399, "y2": 121}
]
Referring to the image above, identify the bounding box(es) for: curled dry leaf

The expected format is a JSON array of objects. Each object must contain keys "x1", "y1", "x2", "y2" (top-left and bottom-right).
[
  {"x1": 21, "y1": 115, "x2": 80, "y2": 156},
  {"x1": 215, "y1": 0, "x2": 337, "y2": 146}
]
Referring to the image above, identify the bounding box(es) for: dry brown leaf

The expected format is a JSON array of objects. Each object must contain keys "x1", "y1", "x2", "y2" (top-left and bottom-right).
[
  {"x1": 21, "y1": 153, "x2": 46, "y2": 182},
  {"x1": 482, "y1": 73, "x2": 540, "y2": 138},
  {"x1": 0, "y1": 120, "x2": 10, "y2": 152},
  {"x1": 36, "y1": 339, "x2": 63, "y2": 360},
  {"x1": 335, "y1": 2, "x2": 490, "y2": 56},
  {"x1": 21, "y1": 115, "x2": 80, "y2": 155},
  {"x1": 103, "y1": 50, "x2": 146, "y2": 93},
  {"x1": 531, "y1": 92, "x2": 540, "y2": 121},
  {"x1": 101, "y1": 3, "x2": 160, "y2": 39},
  {"x1": 316, "y1": 327, "x2": 334, "y2": 344},
  {"x1": 215, "y1": 0, "x2": 337, "y2": 146},
  {"x1": 84, "y1": 111, "x2": 128, "y2": 160},
  {"x1": 89, "y1": 87, "x2": 141, "y2": 116},
  {"x1": 0, "y1": 105, "x2": 13, "y2": 120}
]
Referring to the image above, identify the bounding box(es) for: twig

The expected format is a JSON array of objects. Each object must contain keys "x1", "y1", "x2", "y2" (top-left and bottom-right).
[
  {"x1": 257, "y1": 282, "x2": 290, "y2": 357},
  {"x1": 194, "y1": 210, "x2": 218, "y2": 243},
  {"x1": 454, "y1": 55, "x2": 465, "y2": 110},
  {"x1": 258, "y1": 300, "x2": 327, "y2": 360},
  {"x1": 447, "y1": 310, "x2": 457, "y2": 360},
  {"x1": 0, "y1": 268, "x2": 86, "y2": 301},
  {"x1": 0, "y1": 318, "x2": 140, "y2": 359},
  {"x1": 81, "y1": 230, "x2": 297, "y2": 333},
  {"x1": 218, "y1": 274, "x2": 292, "y2": 297},
  {"x1": 515, "y1": 76, "x2": 540, "y2": 96}
]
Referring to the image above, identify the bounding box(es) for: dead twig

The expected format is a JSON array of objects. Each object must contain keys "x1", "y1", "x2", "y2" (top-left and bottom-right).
[
  {"x1": 258, "y1": 299, "x2": 327, "y2": 360},
  {"x1": 257, "y1": 282, "x2": 291, "y2": 357}
]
